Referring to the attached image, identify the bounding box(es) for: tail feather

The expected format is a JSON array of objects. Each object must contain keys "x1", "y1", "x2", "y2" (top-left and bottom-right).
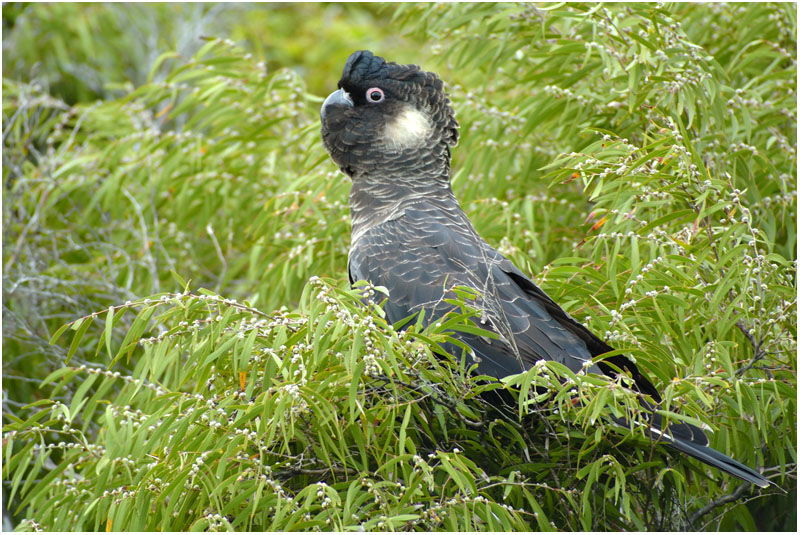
[
  {"x1": 482, "y1": 382, "x2": 772, "y2": 488},
  {"x1": 610, "y1": 412, "x2": 771, "y2": 488},
  {"x1": 647, "y1": 422, "x2": 771, "y2": 488}
]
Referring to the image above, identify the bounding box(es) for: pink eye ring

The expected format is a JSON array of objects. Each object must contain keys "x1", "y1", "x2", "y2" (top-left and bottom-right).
[{"x1": 366, "y1": 87, "x2": 384, "y2": 103}]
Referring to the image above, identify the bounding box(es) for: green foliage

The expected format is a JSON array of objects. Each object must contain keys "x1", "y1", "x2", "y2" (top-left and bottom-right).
[
  {"x1": 2, "y1": 277, "x2": 747, "y2": 531},
  {"x1": 3, "y1": 3, "x2": 796, "y2": 532},
  {"x1": 3, "y1": 3, "x2": 222, "y2": 104},
  {"x1": 4, "y1": 280, "x2": 534, "y2": 530}
]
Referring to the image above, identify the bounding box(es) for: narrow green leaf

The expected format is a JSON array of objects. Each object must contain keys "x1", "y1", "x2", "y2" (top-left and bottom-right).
[{"x1": 67, "y1": 317, "x2": 93, "y2": 364}]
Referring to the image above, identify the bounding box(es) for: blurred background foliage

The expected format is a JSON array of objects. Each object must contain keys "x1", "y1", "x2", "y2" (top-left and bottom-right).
[{"x1": 2, "y1": 2, "x2": 796, "y2": 532}]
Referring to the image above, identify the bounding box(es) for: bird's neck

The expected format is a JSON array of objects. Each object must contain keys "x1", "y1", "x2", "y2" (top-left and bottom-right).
[{"x1": 348, "y1": 167, "x2": 459, "y2": 241}]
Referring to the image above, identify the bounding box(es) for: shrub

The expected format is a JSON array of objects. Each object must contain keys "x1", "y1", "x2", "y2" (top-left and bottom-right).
[{"x1": 3, "y1": 3, "x2": 796, "y2": 531}]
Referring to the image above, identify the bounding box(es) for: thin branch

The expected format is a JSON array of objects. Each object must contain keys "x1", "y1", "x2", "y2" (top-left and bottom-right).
[
  {"x1": 688, "y1": 481, "x2": 751, "y2": 527},
  {"x1": 734, "y1": 320, "x2": 766, "y2": 376}
]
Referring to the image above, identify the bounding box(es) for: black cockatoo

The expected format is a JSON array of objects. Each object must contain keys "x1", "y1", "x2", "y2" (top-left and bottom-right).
[{"x1": 319, "y1": 50, "x2": 769, "y2": 488}]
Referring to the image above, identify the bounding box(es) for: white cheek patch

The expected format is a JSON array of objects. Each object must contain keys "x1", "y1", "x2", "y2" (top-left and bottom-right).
[{"x1": 384, "y1": 106, "x2": 431, "y2": 149}]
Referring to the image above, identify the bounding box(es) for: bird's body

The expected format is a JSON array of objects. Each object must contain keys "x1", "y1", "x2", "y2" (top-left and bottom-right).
[
  {"x1": 351, "y1": 195, "x2": 594, "y2": 379},
  {"x1": 320, "y1": 50, "x2": 769, "y2": 488}
]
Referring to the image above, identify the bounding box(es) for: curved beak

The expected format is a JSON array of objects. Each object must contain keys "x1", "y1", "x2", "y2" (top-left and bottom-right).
[{"x1": 320, "y1": 88, "x2": 353, "y2": 121}]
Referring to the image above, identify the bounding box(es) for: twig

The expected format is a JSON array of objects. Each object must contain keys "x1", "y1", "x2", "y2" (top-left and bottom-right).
[
  {"x1": 4, "y1": 186, "x2": 51, "y2": 272},
  {"x1": 372, "y1": 371, "x2": 486, "y2": 429},
  {"x1": 764, "y1": 462, "x2": 796, "y2": 477},
  {"x1": 734, "y1": 320, "x2": 766, "y2": 376},
  {"x1": 688, "y1": 481, "x2": 750, "y2": 527}
]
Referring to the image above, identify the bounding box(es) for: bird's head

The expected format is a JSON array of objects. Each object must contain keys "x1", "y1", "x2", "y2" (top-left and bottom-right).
[{"x1": 320, "y1": 50, "x2": 458, "y2": 179}]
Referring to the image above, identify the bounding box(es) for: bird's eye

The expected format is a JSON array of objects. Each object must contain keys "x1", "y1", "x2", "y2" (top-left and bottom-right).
[{"x1": 366, "y1": 87, "x2": 384, "y2": 103}]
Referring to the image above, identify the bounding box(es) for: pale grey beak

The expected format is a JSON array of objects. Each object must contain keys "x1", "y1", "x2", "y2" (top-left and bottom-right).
[{"x1": 320, "y1": 88, "x2": 353, "y2": 121}]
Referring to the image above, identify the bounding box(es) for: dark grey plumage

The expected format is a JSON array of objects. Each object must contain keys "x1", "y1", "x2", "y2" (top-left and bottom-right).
[{"x1": 320, "y1": 50, "x2": 769, "y2": 488}]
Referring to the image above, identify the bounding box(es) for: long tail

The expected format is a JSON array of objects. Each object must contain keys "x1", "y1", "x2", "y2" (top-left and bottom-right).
[
  {"x1": 480, "y1": 382, "x2": 771, "y2": 488},
  {"x1": 611, "y1": 410, "x2": 771, "y2": 488}
]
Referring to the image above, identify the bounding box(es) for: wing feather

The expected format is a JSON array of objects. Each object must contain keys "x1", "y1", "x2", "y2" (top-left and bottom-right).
[{"x1": 348, "y1": 206, "x2": 635, "y2": 383}]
